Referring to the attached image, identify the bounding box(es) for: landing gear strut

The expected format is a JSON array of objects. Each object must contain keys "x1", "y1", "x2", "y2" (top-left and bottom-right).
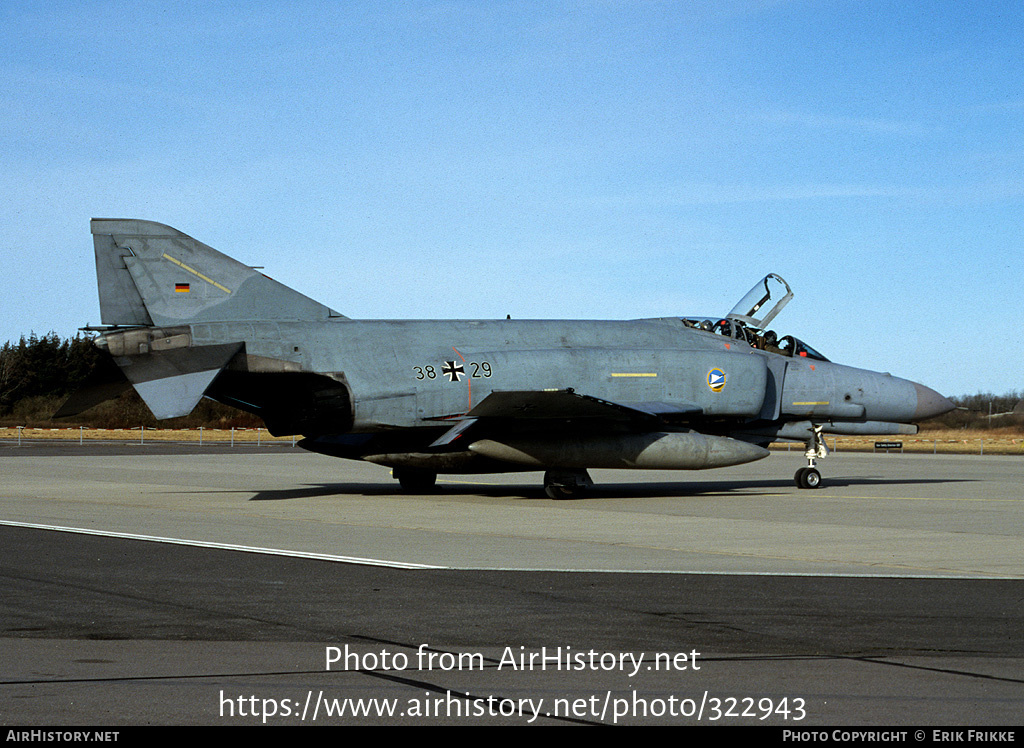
[
  {"x1": 543, "y1": 469, "x2": 593, "y2": 500},
  {"x1": 394, "y1": 467, "x2": 437, "y2": 493},
  {"x1": 794, "y1": 425, "x2": 827, "y2": 489}
]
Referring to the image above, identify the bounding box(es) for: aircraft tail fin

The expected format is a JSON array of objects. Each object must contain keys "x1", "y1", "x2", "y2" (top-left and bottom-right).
[{"x1": 91, "y1": 219, "x2": 345, "y2": 327}]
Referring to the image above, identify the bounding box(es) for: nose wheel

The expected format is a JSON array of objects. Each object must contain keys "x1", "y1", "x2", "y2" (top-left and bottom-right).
[
  {"x1": 795, "y1": 466, "x2": 822, "y2": 489},
  {"x1": 794, "y1": 425, "x2": 827, "y2": 489}
]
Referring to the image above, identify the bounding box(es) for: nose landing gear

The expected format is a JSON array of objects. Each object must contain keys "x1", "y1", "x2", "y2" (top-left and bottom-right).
[
  {"x1": 795, "y1": 425, "x2": 828, "y2": 489},
  {"x1": 795, "y1": 465, "x2": 821, "y2": 489}
]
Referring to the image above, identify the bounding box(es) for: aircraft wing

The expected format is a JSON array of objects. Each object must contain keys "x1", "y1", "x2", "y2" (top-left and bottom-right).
[
  {"x1": 468, "y1": 389, "x2": 701, "y2": 421},
  {"x1": 429, "y1": 389, "x2": 702, "y2": 447}
]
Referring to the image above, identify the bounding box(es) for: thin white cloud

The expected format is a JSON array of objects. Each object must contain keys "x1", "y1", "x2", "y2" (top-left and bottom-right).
[
  {"x1": 756, "y1": 108, "x2": 929, "y2": 137},
  {"x1": 595, "y1": 182, "x2": 924, "y2": 206}
]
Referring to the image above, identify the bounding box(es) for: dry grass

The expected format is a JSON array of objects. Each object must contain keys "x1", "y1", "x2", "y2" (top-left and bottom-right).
[
  {"x1": 0, "y1": 426, "x2": 295, "y2": 443},
  {"x1": 772, "y1": 428, "x2": 1024, "y2": 455}
]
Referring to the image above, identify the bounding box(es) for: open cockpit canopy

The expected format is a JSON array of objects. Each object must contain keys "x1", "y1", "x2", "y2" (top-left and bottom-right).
[
  {"x1": 680, "y1": 274, "x2": 829, "y2": 361},
  {"x1": 726, "y1": 273, "x2": 793, "y2": 330}
]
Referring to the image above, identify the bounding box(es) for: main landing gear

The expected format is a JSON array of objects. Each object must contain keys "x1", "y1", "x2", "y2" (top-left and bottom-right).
[
  {"x1": 794, "y1": 425, "x2": 828, "y2": 489},
  {"x1": 393, "y1": 466, "x2": 595, "y2": 499},
  {"x1": 393, "y1": 467, "x2": 437, "y2": 492},
  {"x1": 543, "y1": 469, "x2": 594, "y2": 500}
]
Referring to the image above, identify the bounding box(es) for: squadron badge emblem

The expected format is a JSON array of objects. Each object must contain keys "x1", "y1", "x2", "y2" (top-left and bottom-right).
[{"x1": 707, "y1": 368, "x2": 726, "y2": 392}]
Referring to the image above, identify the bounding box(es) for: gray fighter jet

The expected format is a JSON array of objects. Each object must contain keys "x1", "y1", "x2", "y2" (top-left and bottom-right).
[{"x1": 62, "y1": 219, "x2": 954, "y2": 498}]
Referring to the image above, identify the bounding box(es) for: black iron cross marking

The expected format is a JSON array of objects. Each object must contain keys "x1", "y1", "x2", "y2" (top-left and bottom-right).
[{"x1": 442, "y1": 361, "x2": 465, "y2": 383}]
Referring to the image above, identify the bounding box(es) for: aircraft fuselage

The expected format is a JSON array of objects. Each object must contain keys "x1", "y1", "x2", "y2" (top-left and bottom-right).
[{"x1": 77, "y1": 218, "x2": 955, "y2": 495}]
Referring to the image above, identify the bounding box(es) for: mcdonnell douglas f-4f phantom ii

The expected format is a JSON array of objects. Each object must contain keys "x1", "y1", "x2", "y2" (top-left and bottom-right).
[{"x1": 61, "y1": 219, "x2": 954, "y2": 498}]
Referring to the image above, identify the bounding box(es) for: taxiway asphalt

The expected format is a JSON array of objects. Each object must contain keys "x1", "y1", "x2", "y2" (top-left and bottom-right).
[{"x1": 1, "y1": 444, "x2": 1021, "y2": 725}]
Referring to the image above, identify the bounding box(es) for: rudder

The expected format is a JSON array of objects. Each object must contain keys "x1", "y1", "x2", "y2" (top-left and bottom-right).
[{"x1": 91, "y1": 218, "x2": 344, "y2": 326}]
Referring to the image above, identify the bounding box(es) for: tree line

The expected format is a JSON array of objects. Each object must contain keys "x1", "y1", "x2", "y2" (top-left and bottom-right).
[
  {"x1": 1, "y1": 332, "x2": 1020, "y2": 431},
  {"x1": 0, "y1": 332, "x2": 259, "y2": 429},
  {"x1": 1, "y1": 333, "x2": 99, "y2": 417},
  {"x1": 934, "y1": 390, "x2": 1024, "y2": 431}
]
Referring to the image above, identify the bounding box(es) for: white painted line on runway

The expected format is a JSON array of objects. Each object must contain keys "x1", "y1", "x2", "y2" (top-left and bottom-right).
[
  {"x1": 1, "y1": 520, "x2": 1016, "y2": 579},
  {"x1": 0, "y1": 520, "x2": 447, "y2": 570}
]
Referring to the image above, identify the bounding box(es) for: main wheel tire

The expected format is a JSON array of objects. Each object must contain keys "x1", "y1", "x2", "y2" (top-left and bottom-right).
[
  {"x1": 394, "y1": 467, "x2": 437, "y2": 492},
  {"x1": 803, "y1": 468, "x2": 822, "y2": 488},
  {"x1": 542, "y1": 469, "x2": 592, "y2": 500},
  {"x1": 545, "y1": 484, "x2": 583, "y2": 500},
  {"x1": 794, "y1": 467, "x2": 808, "y2": 488}
]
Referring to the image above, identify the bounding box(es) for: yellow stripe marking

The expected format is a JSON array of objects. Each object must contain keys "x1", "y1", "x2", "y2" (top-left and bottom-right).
[
  {"x1": 834, "y1": 495, "x2": 1021, "y2": 503},
  {"x1": 162, "y1": 253, "x2": 232, "y2": 294},
  {"x1": 611, "y1": 373, "x2": 658, "y2": 378},
  {"x1": 792, "y1": 401, "x2": 829, "y2": 405}
]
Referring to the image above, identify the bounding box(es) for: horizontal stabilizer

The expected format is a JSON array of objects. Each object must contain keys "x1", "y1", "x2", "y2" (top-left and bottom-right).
[
  {"x1": 114, "y1": 342, "x2": 242, "y2": 420},
  {"x1": 134, "y1": 369, "x2": 222, "y2": 420}
]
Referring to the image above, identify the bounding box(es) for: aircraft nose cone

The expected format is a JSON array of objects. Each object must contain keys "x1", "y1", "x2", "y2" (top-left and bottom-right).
[{"x1": 913, "y1": 382, "x2": 955, "y2": 420}]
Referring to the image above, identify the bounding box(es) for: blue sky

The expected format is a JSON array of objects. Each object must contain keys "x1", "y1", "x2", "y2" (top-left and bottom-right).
[{"x1": 2, "y1": 1, "x2": 1021, "y2": 397}]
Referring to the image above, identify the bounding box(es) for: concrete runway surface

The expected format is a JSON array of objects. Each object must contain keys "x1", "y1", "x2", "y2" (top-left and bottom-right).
[{"x1": 1, "y1": 443, "x2": 1021, "y2": 726}]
